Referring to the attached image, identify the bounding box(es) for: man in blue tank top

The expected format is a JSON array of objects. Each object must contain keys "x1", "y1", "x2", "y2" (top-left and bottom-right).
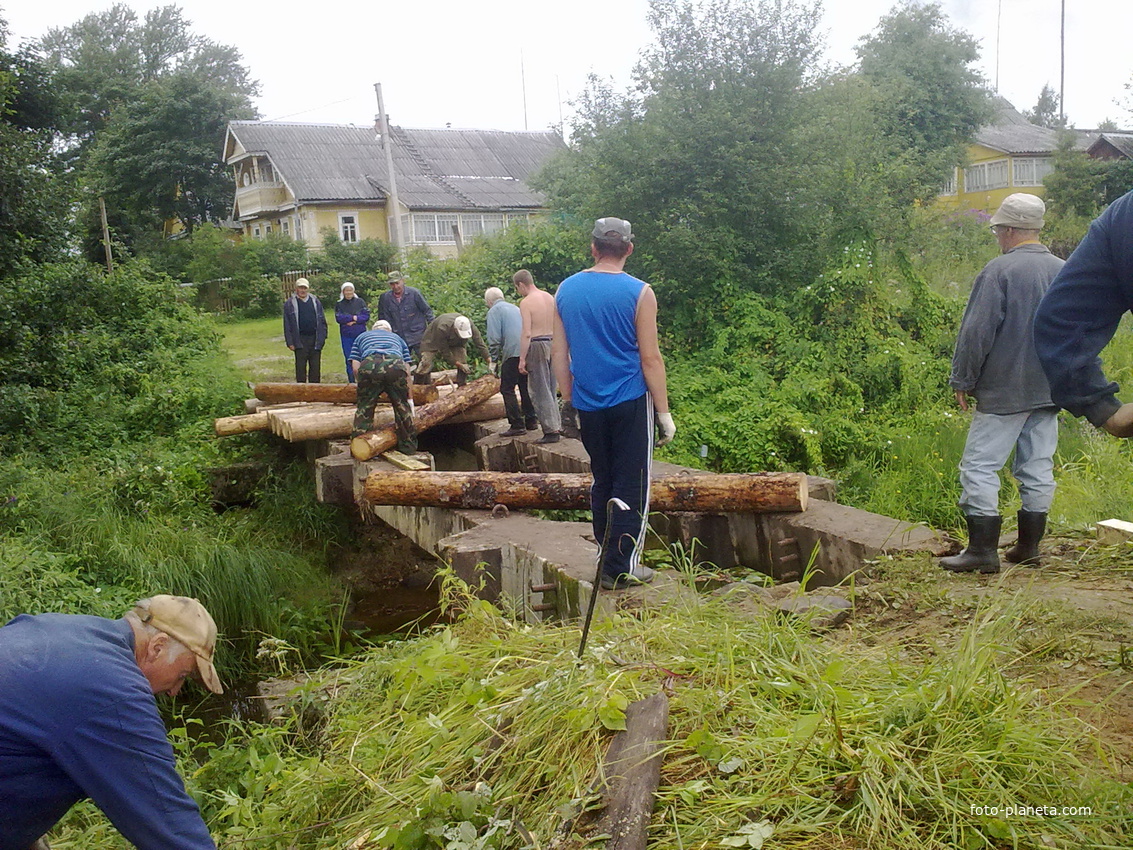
[{"x1": 552, "y1": 218, "x2": 676, "y2": 589}]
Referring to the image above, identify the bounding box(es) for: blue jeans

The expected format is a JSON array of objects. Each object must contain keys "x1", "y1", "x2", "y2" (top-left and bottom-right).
[{"x1": 958, "y1": 408, "x2": 1058, "y2": 516}]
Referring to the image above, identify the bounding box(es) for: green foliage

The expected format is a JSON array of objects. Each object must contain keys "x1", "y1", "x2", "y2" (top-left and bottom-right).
[
  {"x1": 855, "y1": 1, "x2": 993, "y2": 203},
  {"x1": 1024, "y1": 83, "x2": 1065, "y2": 129},
  {"x1": 108, "y1": 576, "x2": 1133, "y2": 848},
  {"x1": 401, "y1": 219, "x2": 588, "y2": 329},
  {"x1": 84, "y1": 71, "x2": 255, "y2": 244},
  {"x1": 0, "y1": 258, "x2": 243, "y2": 452}
]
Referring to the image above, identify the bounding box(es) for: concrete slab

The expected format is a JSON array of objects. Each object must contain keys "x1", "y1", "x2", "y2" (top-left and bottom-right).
[{"x1": 315, "y1": 451, "x2": 354, "y2": 506}]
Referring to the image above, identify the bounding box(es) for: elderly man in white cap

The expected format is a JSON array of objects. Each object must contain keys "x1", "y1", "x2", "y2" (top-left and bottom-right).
[
  {"x1": 282, "y1": 277, "x2": 328, "y2": 383},
  {"x1": 412, "y1": 312, "x2": 492, "y2": 387},
  {"x1": 941, "y1": 193, "x2": 1066, "y2": 574},
  {"x1": 0, "y1": 595, "x2": 224, "y2": 849}
]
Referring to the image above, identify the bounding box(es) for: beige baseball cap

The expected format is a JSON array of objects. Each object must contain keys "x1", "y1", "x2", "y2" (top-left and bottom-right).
[{"x1": 132, "y1": 595, "x2": 223, "y2": 694}]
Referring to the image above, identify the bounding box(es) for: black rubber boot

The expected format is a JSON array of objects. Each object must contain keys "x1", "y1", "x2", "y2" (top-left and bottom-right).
[
  {"x1": 940, "y1": 515, "x2": 1002, "y2": 574},
  {"x1": 1004, "y1": 510, "x2": 1047, "y2": 565}
]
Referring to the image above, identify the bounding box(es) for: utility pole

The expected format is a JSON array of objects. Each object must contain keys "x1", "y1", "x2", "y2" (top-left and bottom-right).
[
  {"x1": 99, "y1": 197, "x2": 114, "y2": 274},
  {"x1": 374, "y1": 83, "x2": 404, "y2": 251},
  {"x1": 1059, "y1": 0, "x2": 1066, "y2": 125}
]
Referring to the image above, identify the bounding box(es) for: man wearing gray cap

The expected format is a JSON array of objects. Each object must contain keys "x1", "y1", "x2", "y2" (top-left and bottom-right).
[
  {"x1": 553, "y1": 218, "x2": 675, "y2": 589},
  {"x1": 941, "y1": 193, "x2": 1065, "y2": 573}
]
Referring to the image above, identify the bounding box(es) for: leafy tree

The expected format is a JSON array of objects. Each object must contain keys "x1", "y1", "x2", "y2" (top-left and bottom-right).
[
  {"x1": 84, "y1": 72, "x2": 255, "y2": 239},
  {"x1": 536, "y1": 0, "x2": 825, "y2": 339},
  {"x1": 855, "y1": 1, "x2": 992, "y2": 203},
  {"x1": 1025, "y1": 84, "x2": 1065, "y2": 129},
  {"x1": 37, "y1": 4, "x2": 259, "y2": 256},
  {"x1": 0, "y1": 18, "x2": 69, "y2": 275},
  {"x1": 39, "y1": 4, "x2": 258, "y2": 147}
]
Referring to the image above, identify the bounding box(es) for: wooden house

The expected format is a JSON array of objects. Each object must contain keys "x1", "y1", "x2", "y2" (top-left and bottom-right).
[{"x1": 222, "y1": 120, "x2": 566, "y2": 257}]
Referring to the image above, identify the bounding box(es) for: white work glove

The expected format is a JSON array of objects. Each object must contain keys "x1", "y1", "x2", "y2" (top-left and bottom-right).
[
  {"x1": 409, "y1": 399, "x2": 416, "y2": 417},
  {"x1": 656, "y1": 411, "x2": 676, "y2": 446},
  {"x1": 488, "y1": 359, "x2": 497, "y2": 376}
]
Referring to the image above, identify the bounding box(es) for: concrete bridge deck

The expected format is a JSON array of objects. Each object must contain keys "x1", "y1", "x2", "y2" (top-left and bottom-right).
[{"x1": 311, "y1": 417, "x2": 949, "y2": 626}]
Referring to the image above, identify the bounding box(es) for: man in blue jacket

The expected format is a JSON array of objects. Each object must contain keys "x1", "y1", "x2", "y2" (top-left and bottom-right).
[
  {"x1": 942, "y1": 194, "x2": 1064, "y2": 573},
  {"x1": 378, "y1": 271, "x2": 435, "y2": 358},
  {"x1": 282, "y1": 278, "x2": 328, "y2": 383},
  {"x1": 0, "y1": 595, "x2": 224, "y2": 850},
  {"x1": 1034, "y1": 189, "x2": 1133, "y2": 438}
]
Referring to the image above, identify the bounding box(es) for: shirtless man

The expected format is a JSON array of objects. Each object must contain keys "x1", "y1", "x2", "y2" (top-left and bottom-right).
[{"x1": 514, "y1": 269, "x2": 563, "y2": 442}]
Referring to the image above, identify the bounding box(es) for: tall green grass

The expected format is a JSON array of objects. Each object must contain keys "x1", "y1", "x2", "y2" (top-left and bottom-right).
[{"x1": 68, "y1": 573, "x2": 1126, "y2": 849}]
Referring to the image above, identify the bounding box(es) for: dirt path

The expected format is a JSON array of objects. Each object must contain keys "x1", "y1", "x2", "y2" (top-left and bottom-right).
[{"x1": 844, "y1": 537, "x2": 1133, "y2": 775}]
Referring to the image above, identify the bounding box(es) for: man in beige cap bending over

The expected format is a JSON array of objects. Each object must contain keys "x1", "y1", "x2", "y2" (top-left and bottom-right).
[{"x1": 0, "y1": 595, "x2": 224, "y2": 849}]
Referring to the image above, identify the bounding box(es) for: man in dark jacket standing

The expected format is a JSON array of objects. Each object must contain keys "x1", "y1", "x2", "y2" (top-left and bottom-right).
[
  {"x1": 1034, "y1": 189, "x2": 1133, "y2": 438},
  {"x1": 378, "y1": 271, "x2": 434, "y2": 358},
  {"x1": 283, "y1": 278, "x2": 328, "y2": 383},
  {"x1": 942, "y1": 194, "x2": 1065, "y2": 573}
]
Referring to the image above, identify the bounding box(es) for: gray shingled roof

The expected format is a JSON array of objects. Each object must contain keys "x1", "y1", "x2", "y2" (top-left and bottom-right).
[
  {"x1": 225, "y1": 121, "x2": 565, "y2": 210},
  {"x1": 976, "y1": 98, "x2": 1094, "y2": 154}
]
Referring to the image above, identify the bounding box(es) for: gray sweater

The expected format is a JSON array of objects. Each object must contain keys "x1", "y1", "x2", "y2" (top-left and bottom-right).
[{"x1": 949, "y1": 243, "x2": 1065, "y2": 414}]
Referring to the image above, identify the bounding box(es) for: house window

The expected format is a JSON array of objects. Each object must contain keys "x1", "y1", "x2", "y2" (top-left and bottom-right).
[
  {"x1": 964, "y1": 159, "x2": 1009, "y2": 192},
  {"x1": 282, "y1": 219, "x2": 290, "y2": 237},
  {"x1": 940, "y1": 169, "x2": 957, "y2": 196},
  {"x1": 1013, "y1": 157, "x2": 1054, "y2": 187},
  {"x1": 507, "y1": 213, "x2": 529, "y2": 226},
  {"x1": 410, "y1": 213, "x2": 459, "y2": 243},
  {"x1": 339, "y1": 213, "x2": 358, "y2": 243},
  {"x1": 265, "y1": 223, "x2": 273, "y2": 235},
  {"x1": 252, "y1": 225, "x2": 262, "y2": 238}
]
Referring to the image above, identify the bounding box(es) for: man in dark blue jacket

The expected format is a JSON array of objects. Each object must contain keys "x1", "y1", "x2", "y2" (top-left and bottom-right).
[
  {"x1": 378, "y1": 271, "x2": 434, "y2": 357},
  {"x1": 0, "y1": 595, "x2": 223, "y2": 850},
  {"x1": 1034, "y1": 189, "x2": 1133, "y2": 437},
  {"x1": 282, "y1": 278, "x2": 328, "y2": 382}
]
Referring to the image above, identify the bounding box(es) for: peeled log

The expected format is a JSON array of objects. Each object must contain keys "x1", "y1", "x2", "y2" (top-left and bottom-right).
[
  {"x1": 351, "y1": 375, "x2": 501, "y2": 460},
  {"x1": 362, "y1": 470, "x2": 808, "y2": 512},
  {"x1": 215, "y1": 411, "x2": 270, "y2": 437},
  {"x1": 254, "y1": 382, "x2": 438, "y2": 405}
]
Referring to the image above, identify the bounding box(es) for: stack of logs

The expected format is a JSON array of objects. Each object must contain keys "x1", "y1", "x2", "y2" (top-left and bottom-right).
[{"x1": 213, "y1": 376, "x2": 505, "y2": 443}]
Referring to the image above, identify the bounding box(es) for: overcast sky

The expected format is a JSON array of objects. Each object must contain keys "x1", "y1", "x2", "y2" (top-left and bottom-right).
[{"x1": 3, "y1": 0, "x2": 1131, "y2": 133}]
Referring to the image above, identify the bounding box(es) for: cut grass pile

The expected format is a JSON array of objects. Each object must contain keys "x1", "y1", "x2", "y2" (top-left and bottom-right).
[{"x1": 81, "y1": 571, "x2": 1129, "y2": 850}]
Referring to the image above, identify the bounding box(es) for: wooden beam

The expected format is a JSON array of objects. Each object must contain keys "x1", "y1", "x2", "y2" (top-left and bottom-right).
[
  {"x1": 351, "y1": 375, "x2": 501, "y2": 460},
  {"x1": 361, "y1": 470, "x2": 808, "y2": 512}
]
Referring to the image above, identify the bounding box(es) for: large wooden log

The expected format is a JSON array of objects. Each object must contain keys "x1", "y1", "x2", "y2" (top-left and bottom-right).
[
  {"x1": 361, "y1": 470, "x2": 808, "y2": 512},
  {"x1": 213, "y1": 403, "x2": 309, "y2": 437},
  {"x1": 214, "y1": 411, "x2": 270, "y2": 437},
  {"x1": 253, "y1": 382, "x2": 438, "y2": 405},
  {"x1": 595, "y1": 693, "x2": 669, "y2": 850},
  {"x1": 351, "y1": 375, "x2": 501, "y2": 460}
]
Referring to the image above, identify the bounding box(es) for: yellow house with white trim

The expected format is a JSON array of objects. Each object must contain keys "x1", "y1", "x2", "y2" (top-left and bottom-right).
[
  {"x1": 223, "y1": 121, "x2": 566, "y2": 257},
  {"x1": 938, "y1": 99, "x2": 1095, "y2": 213}
]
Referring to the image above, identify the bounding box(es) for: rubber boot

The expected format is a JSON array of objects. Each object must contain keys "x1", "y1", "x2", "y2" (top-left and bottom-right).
[
  {"x1": 1004, "y1": 510, "x2": 1046, "y2": 565},
  {"x1": 940, "y1": 515, "x2": 1002, "y2": 574}
]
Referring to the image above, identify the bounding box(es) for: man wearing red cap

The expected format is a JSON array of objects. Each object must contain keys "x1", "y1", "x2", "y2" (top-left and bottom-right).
[{"x1": 0, "y1": 595, "x2": 224, "y2": 849}]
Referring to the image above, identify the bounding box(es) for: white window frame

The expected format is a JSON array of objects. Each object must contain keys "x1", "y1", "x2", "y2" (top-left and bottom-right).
[
  {"x1": 282, "y1": 219, "x2": 290, "y2": 238},
  {"x1": 964, "y1": 159, "x2": 1009, "y2": 193},
  {"x1": 1012, "y1": 157, "x2": 1054, "y2": 187},
  {"x1": 940, "y1": 168, "x2": 957, "y2": 196},
  {"x1": 338, "y1": 212, "x2": 359, "y2": 243}
]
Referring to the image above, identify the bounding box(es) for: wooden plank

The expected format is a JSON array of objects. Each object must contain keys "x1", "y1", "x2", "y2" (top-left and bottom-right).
[{"x1": 380, "y1": 450, "x2": 431, "y2": 471}]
